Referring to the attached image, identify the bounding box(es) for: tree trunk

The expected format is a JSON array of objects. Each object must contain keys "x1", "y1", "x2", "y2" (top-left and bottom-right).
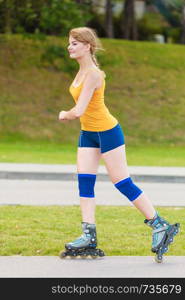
[
  {"x1": 75, "y1": 0, "x2": 85, "y2": 3},
  {"x1": 4, "y1": 0, "x2": 13, "y2": 34},
  {"x1": 181, "y1": 4, "x2": 185, "y2": 44},
  {"x1": 104, "y1": 0, "x2": 114, "y2": 38},
  {"x1": 121, "y1": 0, "x2": 138, "y2": 40}
]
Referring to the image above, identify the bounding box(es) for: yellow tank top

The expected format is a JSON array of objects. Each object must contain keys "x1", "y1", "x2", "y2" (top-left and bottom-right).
[{"x1": 69, "y1": 69, "x2": 118, "y2": 131}]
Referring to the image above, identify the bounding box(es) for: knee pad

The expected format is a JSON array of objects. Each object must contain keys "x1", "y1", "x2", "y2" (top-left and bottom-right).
[
  {"x1": 78, "y1": 174, "x2": 96, "y2": 198},
  {"x1": 114, "y1": 177, "x2": 143, "y2": 201}
]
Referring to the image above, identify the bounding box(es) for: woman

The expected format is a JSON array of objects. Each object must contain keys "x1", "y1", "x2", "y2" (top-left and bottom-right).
[{"x1": 59, "y1": 27, "x2": 179, "y2": 262}]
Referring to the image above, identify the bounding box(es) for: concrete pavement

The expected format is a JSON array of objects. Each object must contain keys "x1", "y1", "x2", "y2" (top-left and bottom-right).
[
  {"x1": 0, "y1": 163, "x2": 185, "y2": 206},
  {"x1": 0, "y1": 180, "x2": 185, "y2": 206},
  {"x1": 0, "y1": 163, "x2": 185, "y2": 183},
  {"x1": 0, "y1": 256, "x2": 185, "y2": 278},
  {"x1": 0, "y1": 163, "x2": 184, "y2": 279}
]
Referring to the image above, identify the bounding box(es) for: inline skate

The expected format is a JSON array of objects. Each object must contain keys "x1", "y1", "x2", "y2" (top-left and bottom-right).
[
  {"x1": 60, "y1": 222, "x2": 105, "y2": 259},
  {"x1": 144, "y1": 213, "x2": 180, "y2": 263}
]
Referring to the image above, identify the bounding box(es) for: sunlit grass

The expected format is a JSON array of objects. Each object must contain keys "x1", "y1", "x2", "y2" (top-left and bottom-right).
[
  {"x1": 0, "y1": 142, "x2": 185, "y2": 166},
  {"x1": 0, "y1": 35, "x2": 185, "y2": 146},
  {"x1": 0, "y1": 205, "x2": 183, "y2": 256}
]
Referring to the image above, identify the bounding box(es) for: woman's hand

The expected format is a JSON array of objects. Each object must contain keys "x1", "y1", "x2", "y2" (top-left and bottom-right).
[{"x1": 58, "y1": 110, "x2": 68, "y2": 123}]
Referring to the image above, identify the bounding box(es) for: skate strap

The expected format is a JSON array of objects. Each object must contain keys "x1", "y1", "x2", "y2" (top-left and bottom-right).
[
  {"x1": 80, "y1": 234, "x2": 89, "y2": 240},
  {"x1": 73, "y1": 235, "x2": 88, "y2": 243},
  {"x1": 153, "y1": 226, "x2": 168, "y2": 233}
]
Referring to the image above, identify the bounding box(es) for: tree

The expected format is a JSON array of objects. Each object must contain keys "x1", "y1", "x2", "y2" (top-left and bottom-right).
[
  {"x1": 121, "y1": 0, "x2": 138, "y2": 40},
  {"x1": 0, "y1": 0, "x2": 94, "y2": 35},
  {"x1": 0, "y1": 0, "x2": 14, "y2": 33},
  {"x1": 104, "y1": 0, "x2": 114, "y2": 38},
  {"x1": 152, "y1": 0, "x2": 185, "y2": 43},
  {"x1": 181, "y1": 2, "x2": 185, "y2": 43},
  {"x1": 40, "y1": 0, "x2": 94, "y2": 36}
]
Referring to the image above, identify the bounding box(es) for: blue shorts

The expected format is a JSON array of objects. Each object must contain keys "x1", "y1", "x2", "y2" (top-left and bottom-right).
[{"x1": 78, "y1": 123, "x2": 125, "y2": 153}]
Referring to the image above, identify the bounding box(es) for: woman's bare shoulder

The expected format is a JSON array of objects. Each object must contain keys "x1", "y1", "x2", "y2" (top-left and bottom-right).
[
  {"x1": 101, "y1": 70, "x2": 106, "y2": 78},
  {"x1": 97, "y1": 68, "x2": 106, "y2": 78},
  {"x1": 83, "y1": 68, "x2": 105, "y2": 89},
  {"x1": 87, "y1": 68, "x2": 106, "y2": 79}
]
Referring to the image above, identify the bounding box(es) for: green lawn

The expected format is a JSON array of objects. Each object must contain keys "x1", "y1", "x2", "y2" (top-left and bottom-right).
[
  {"x1": 0, "y1": 206, "x2": 183, "y2": 256},
  {"x1": 0, "y1": 36, "x2": 184, "y2": 259},
  {"x1": 0, "y1": 35, "x2": 185, "y2": 147},
  {"x1": 0, "y1": 142, "x2": 185, "y2": 166}
]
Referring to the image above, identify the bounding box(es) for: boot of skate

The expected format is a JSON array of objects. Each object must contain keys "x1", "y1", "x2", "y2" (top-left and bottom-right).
[{"x1": 65, "y1": 222, "x2": 97, "y2": 250}]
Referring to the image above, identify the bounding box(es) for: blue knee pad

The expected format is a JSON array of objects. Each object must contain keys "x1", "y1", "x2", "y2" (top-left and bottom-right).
[
  {"x1": 114, "y1": 177, "x2": 143, "y2": 201},
  {"x1": 78, "y1": 174, "x2": 96, "y2": 198}
]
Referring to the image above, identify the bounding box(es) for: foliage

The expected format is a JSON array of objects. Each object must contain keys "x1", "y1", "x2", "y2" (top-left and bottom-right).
[
  {"x1": 137, "y1": 12, "x2": 169, "y2": 41},
  {"x1": 165, "y1": 26, "x2": 181, "y2": 43},
  {"x1": 39, "y1": 0, "x2": 92, "y2": 35},
  {"x1": 151, "y1": 0, "x2": 184, "y2": 27},
  {"x1": 40, "y1": 43, "x2": 76, "y2": 73},
  {"x1": 0, "y1": 0, "x2": 93, "y2": 35},
  {"x1": 158, "y1": 0, "x2": 184, "y2": 9}
]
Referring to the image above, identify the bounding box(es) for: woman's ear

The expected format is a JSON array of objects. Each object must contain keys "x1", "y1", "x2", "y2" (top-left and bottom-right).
[{"x1": 85, "y1": 42, "x2": 91, "y2": 52}]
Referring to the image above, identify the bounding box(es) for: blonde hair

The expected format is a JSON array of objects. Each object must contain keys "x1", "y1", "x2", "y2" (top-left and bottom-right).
[{"x1": 69, "y1": 27, "x2": 105, "y2": 69}]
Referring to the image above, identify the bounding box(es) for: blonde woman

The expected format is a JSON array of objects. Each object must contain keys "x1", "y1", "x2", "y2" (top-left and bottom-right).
[{"x1": 59, "y1": 27, "x2": 179, "y2": 262}]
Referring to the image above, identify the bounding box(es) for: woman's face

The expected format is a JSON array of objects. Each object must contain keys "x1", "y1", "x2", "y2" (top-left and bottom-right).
[{"x1": 67, "y1": 36, "x2": 90, "y2": 59}]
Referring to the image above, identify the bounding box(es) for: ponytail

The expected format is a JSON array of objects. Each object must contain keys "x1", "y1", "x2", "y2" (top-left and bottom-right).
[{"x1": 91, "y1": 53, "x2": 99, "y2": 68}]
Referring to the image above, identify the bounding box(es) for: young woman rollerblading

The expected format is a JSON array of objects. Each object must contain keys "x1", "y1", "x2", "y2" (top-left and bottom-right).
[{"x1": 58, "y1": 26, "x2": 180, "y2": 261}]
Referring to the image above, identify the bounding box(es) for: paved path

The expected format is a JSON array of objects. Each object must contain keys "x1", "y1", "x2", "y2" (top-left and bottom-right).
[
  {"x1": 0, "y1": 163, "x2": 184, "y2": 282},
  {"x1": 0, "y1": 179, "x2": 184, "y2": 206},
  {"x1": 0, "y1": 256, "x2": 184, "y2": 278},
  {"x1": 0, "y1": 163, "x2": 184, "y2": 206},
  {"x1": 0, "y1": 163, "x2": 185, "y2": 183}
]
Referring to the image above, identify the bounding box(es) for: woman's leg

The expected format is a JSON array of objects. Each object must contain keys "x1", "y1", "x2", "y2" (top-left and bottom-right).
[
  {"x1": 64, "y1": 147, "x2": 101, "y2": 253},
  {"x1": 77, "y1": 147, "x2": 101, "y2": 223},
  {"x1": 101, "y1": 145, "x2": 156, "y2": 219},
  {"x1": 100, "y1": 143, "x2": 179, "y2": 261}
]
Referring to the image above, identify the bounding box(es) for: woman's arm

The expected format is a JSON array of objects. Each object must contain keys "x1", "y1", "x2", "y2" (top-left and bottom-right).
[
  {"x1": 58, "y1": 107, "x2": 78, "y2": 121},
  {"x1": 59, "y1": 70, "x2": 100, "y2": 121}
]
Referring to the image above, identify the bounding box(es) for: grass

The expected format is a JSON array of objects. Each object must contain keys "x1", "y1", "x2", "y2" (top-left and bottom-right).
[
  {"x1": 0, "y1": 34, "x2": 185, "y2": 147},
  {"x1": 0, "y1": 141, "x2": 185, "y2": 166},
  {"x1": 0, "y1": 205, "x2": 183, "y2": 256},
  {"x1": 0, "y1": 36, "x2": 184, "y2": 260}
]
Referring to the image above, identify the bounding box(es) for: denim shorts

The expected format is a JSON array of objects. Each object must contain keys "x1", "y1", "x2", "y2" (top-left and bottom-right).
[{"x1": 78, "y1": 123, "x2": 125, "y2": 153}]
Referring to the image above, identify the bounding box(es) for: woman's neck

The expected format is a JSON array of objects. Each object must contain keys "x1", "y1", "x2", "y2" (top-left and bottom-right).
[
  {"x1": 79, "y1": 65, "x2": 97, "y2": 73},
  {"x1": 77, "y1": 56, "x2": 97, "y2": 73}
]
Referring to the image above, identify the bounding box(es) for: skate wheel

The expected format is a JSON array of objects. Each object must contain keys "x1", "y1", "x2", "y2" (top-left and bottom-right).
[
  {"x1": 59, "y1": 251, "x2": 67, "y2": 259},
  {"x1": 59, "y1": 251, "x2": 70, "y2": 259},
  {"x1": 99, "y1": 250, "x2": 105, "y2": 257},
  {"x1": 175, "y1": 223, "x2": 180, "y2": 232},
  {"x1": 175, "y1": 229, "x2": 179, "y2": 235},
  {"x1": 81, "y1": 255, "x2": 88, "y2": 259},
  {"x1": 163, "y1": 247, "x2": 168, "y2": 254},
  {"x1": 156, "y1": 251, "x2": 163, "y2": 262},
  {"x1": 155, "y1": 247, "x2": 163, "y2": 263},
  {"x1": 155, "y1": 256, "x2": 163, "y2": 263},
  {"x1": 93, "y1": 248, "x2": 105, "y2": 257},
  {"x1": 90, "y1": 251, "x2": 98, "y2": 259},
  {"x1": 91, "y1": 255, "x2": 98, "y2": 259}
]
